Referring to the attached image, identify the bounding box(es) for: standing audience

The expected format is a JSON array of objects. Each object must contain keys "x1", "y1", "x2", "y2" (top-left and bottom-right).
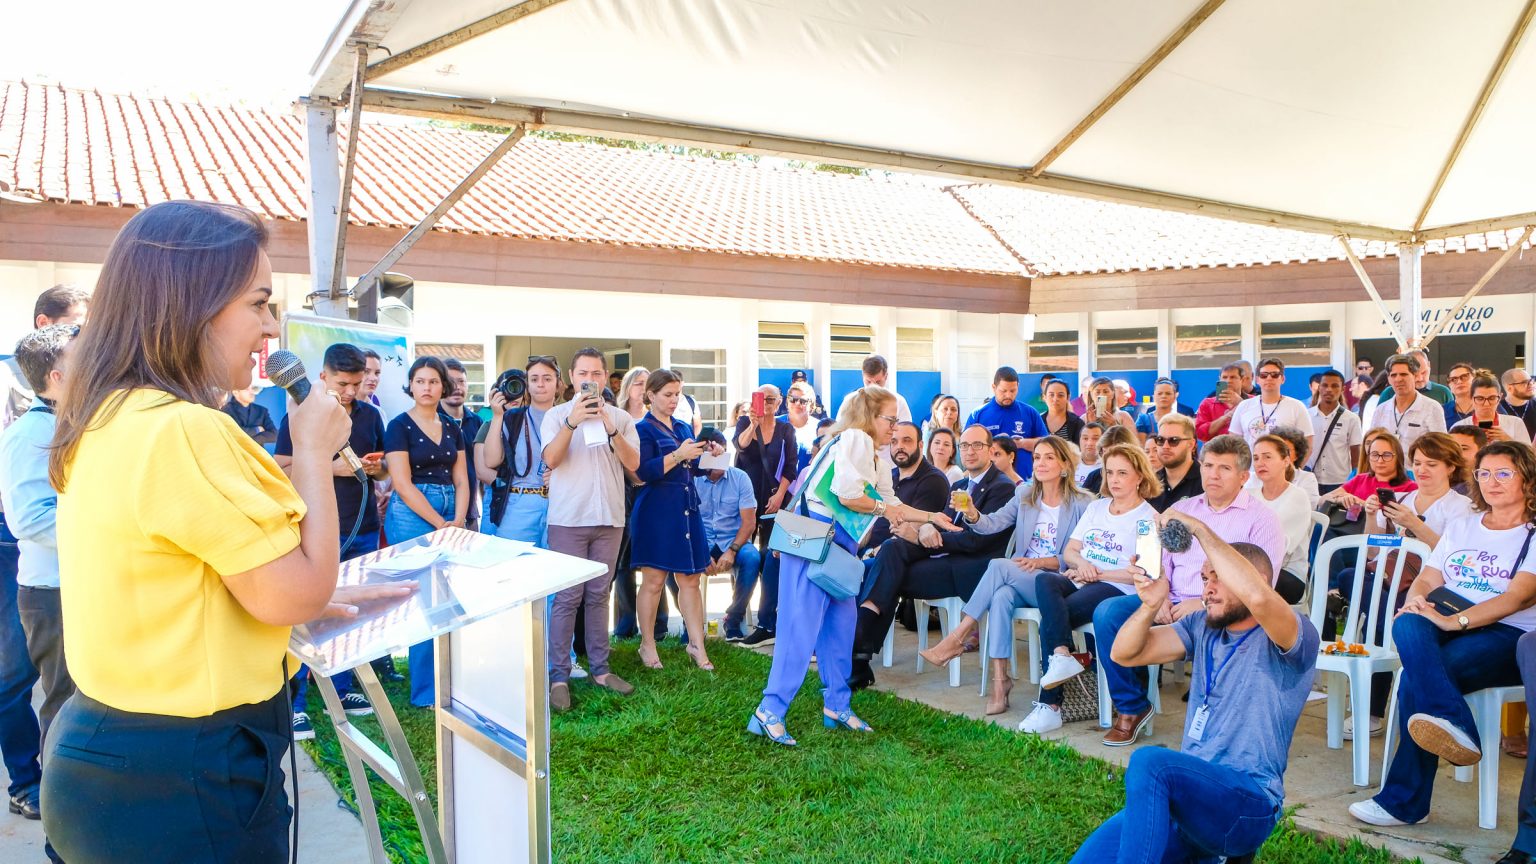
[
  {"x1": 1368, "y1": 353, "x2": 1446, "y2": 451},
  {"x1": 965, "y1": 366, "x2": 1048, "y2": 477},
  {"x1": 1308, "y1": 369, "x2": 1363, "y2": 496},
  {"x1": 1041, "y1": 378, "x2": 1084, "y2": 444}
]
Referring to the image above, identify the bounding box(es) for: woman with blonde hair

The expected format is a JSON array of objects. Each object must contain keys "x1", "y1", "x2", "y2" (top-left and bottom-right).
[
  {"x1": 919, "y1": 435, "x2": 1094, "y2": 714},
  {"x1": 750, "y1": 385, "x2": 955, "y2": 746},
  {"x1": 617, "y1": 366, "x2": 650, "y2": 420},
  {"x1": 924, "y1": 393, "x2": 963, "y2": 444}
]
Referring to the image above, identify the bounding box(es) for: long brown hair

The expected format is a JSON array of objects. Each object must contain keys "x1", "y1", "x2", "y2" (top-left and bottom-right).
[{"x1": 51, "y1": 201, "x2": 268, "y2": 489}]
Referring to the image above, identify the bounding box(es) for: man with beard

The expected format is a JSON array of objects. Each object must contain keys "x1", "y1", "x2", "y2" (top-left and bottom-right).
[
  {"x1": 850, "y1": 424, "x2": 1012, "y2": 688},
  {"x1": 1147, "y1": 413, "x2": 1203, "y2": 512},
  {"x1": 1070, "y1": 514, "x2": 1319, "y2": 864},
  {"x1": 858, "y1": 421, "x2": 950, "y2": 554}
]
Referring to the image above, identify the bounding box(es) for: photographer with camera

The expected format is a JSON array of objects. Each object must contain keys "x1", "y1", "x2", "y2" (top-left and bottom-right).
[
  {"x1": 540, "y1": 348, "x2": 641, "y2": 712},
  {"x1": 477, "y1": 356, "x2": 559, "y2": 544}
]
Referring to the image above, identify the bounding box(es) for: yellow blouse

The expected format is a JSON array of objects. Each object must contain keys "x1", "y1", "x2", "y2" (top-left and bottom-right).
[{"x1": 58, "y1": 389, "x2": 306, "y2": 717}]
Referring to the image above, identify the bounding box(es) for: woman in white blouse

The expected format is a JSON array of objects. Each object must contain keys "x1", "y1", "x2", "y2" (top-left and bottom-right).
[
  {"x1": 750, "y1": 386, "x2": 954, "y2": 746},
  {"x1": 1248, "y1": 434, "x2": 1314, "y2": 604}
]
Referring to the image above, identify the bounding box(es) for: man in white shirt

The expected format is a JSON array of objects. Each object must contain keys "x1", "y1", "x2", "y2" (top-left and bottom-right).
[
  {"x1": 837, "y1": 355, "x2": 912, "y2": 422},
  {"x1": 1307, "y1": 369, "x2": 1363, "y2": 495},
  {"x1": 540, "y1": 348, "x2": 642, "y2": 711},
  {"x1": 1229, "y1": 358, "x2": 1313, "y2": 454},
  {"x1": 1368, "y1": 353, "x2": 1446, "y2": 452}
]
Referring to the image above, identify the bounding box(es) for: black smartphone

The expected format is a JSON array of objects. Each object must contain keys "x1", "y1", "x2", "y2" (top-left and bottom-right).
[
  {"x1": 1376, "y1": 488, "x2": 1396, "y2": 505},
  {"x1": 1479, "y1": 420, "x2": 1495, "y2": 430}
]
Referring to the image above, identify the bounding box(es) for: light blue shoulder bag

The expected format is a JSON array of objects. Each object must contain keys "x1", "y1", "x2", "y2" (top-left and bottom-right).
[{"x1": 766, "y1": 436, "x2": 866, "y2": 600}]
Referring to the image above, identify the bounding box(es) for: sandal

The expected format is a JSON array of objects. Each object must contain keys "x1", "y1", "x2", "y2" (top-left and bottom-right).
[
  {"x1": 686, "y1": 643, "x2": 715, "y2": 672},
  {"x1": 638, "y1": 644, "x2": 663, "y2": 670}
]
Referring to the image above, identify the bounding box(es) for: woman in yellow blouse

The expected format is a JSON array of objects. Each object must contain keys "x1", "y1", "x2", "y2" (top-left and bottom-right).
[{"x1": 42, "y1": 201, "x2": 406, "y2": 862}]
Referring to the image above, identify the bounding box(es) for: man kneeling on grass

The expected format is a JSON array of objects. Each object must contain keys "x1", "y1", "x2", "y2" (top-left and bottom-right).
[{"x1": 1070, "y1": 513, "x2": 1320, "y2": 864}]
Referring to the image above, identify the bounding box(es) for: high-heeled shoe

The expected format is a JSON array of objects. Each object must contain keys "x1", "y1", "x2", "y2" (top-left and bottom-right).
[
  {"x1": 686, "y1": 643, "x2": 714, "y2": 672},
  {"x1": 985, "y1": 664, "x2": 1013, "y2": 716},
  {"x1": 823, "y1": 708, "x2": 874, "y2": 733},
  {"x1": 748, "y1": 709, "x2": 797, "y2": 746},
  {"x1": 638, "y1": 644, "x2": 663, "y2": 670}
]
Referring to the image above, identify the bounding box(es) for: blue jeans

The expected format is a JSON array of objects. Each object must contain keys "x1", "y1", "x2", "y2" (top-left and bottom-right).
[
  {"x1": 386, "y1": 485, "x2": 456, "y2": 707},
  {"x1": 1095, "y1": 594, "x2": 1154, "y2": 716},
  {"x1": 720, "y1": 543, "x2": 764, "y2": 638},
  {"x1": 1373, "y1": 614, "x2": 1522, "y2": 823},
  {"x1": 1071, "y1": 747, "x2": 1279, "y2": 863},
  {"x1": 292, "y1": 532, "x2": 382, "y2": 714},
  {"x1": 0, "y1": 514, "x2": 41, "y2": 796}
]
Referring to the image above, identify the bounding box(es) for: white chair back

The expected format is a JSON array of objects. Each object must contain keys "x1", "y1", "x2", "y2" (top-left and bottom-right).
[{"x1": 1311, "y1": 533, "x2": 1431, "y2": 651}]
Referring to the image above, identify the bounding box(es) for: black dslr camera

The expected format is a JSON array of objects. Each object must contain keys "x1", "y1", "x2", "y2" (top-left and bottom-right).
[{"x1": 493, "y1": 368, "x2": 528, "y2": 403}]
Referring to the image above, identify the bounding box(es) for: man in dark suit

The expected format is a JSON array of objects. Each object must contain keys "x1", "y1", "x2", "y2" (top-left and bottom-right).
[{"x1": 850, "y1": 424, "x2": 1015, "y2": 688}]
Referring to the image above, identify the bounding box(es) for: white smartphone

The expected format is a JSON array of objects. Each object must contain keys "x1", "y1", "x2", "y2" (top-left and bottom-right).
[{"x1": 1135, "y1": 519, "x2": 1162, "y2": 581}]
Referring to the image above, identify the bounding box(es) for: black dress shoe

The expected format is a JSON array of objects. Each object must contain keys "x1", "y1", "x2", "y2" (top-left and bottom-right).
[
  {"x1": 1497, "y1": 849, "x2": 1536, "y2": 864},
  {"x1": 8, "y1": 786, "x2": 39, "y2": 820},
  {"x1": 848, "y1": 656, "x2": 876, "y2": 691}
]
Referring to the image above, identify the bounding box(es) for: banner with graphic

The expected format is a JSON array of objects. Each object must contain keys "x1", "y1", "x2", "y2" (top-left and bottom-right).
[{"x1": 281, "y1": 312, "x2": 414, "y2": 421}]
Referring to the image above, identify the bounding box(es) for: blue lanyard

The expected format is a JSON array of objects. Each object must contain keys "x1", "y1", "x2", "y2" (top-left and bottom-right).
[{"x1": 1202, "y1": 626, "x2": 1259, "y2": 705}]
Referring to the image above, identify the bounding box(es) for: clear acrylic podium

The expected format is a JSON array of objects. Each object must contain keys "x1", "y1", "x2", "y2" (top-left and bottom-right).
[{"x1": 290, "y1": 527, "x2": 606, "y2": 864}]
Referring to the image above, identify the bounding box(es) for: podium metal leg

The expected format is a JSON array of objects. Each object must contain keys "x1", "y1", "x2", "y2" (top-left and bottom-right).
[
  {"x1": 317, "y1": 664, "x2": 449, "y2": 864},
  {"x1": 521, "y1": 602, "x2": 551, "y2": 864}
]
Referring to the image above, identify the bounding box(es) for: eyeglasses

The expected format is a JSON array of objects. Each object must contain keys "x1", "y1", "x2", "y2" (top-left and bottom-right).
[
  {"x1": 1472, "y1": 395, "x2": 1501, "y2": 405},
  {"x1": 876, "y1": 414, "x2": 899, "y2": 424},
  {"x1": 1475, "y1": 468, "x2": 1518, "y2": 483},
  {"x1": 1152, "y1": 435, "x2": 1188, "y2": 446},
  {"x1": 787, "y1": 396, "x2": 810, "y2": 405},
  {"x1": 1367, "y1": 451, "x2": 1396, "y2": 461},
  {"x1": 1447, "y1": 373, "x2": 1473, "y2": 384},
  {"x1": 958, "y1": 441, "x2": 991, "y2": 451},
  {"x1": 1513, "y1": 379, "x2": 1534, "y2": 388},
  {"x1": 1256, "y1": 371, "x2": 1282, "y2": 379}
]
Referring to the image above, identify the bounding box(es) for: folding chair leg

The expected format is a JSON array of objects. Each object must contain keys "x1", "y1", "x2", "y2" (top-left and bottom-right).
[
  {"x1": 937, "y1": 601, "x2": 961, "y2": 687},
  {"x1": 1325, "y1": 671, "x2": 1345, "y2": 750},
  {"x1": 1349, "y1": 667, "x2": 1373, "y2": 786},
  {"x1": 1476, "y1": 694, "x2": 1500, "y2": 829},
  {"x1": 1026, "y1": 619, "x2": 1040, "y2": 685}
]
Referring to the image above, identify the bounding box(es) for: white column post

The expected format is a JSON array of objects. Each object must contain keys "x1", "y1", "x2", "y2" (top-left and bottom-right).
[
  {"x1": 304, "y1": 101, "x2": 347, "y2": 320},
  {"x1": 1156, "y1": 308, "x2": 1173, "y2": 377},
  {"x1": 1399, "y1": 243, "x2": 1424, "y2": 350}
]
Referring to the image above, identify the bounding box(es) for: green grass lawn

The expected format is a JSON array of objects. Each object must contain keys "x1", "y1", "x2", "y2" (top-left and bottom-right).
[{"x1": 302, "y1": 641, "x2": 1412, "y2": 864}]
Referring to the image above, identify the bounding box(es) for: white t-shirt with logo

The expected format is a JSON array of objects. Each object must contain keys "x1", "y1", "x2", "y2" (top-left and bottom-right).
[
  {"x1": 1389, "y1": 489, "x2": 1475, "y2": 540},
  {"x1": 1074, "y1": 458, "x2": 1099, "y2": 486},
  {"x1": 1069, "y1": 498, "x2": 1158, "y2": 594},
  {"x1": 1230, "y1": 395, "x2": 1312, "y2": 450},
  {"x1": 1427, "y1": 514, "x2": 1536, "y2": 631},
  {"x1": 1024, "y1": 502, "x2": 1060, "y2": 559}
]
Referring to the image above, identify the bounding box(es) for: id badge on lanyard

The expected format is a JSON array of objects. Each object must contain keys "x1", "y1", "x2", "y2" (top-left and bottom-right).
[{"x1": 1189, "y1": 626, "x2": 1258, "y2": 743}]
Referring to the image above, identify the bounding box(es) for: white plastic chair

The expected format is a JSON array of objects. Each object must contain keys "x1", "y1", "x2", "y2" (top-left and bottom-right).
[
  {"x1": 1297, "y1": 511, "x2": 1330, "y2": 612},
  {"x1": 1379, "y1": 685, "x2": 1525, "y2": 830},
  {"x1": 1310, "y1": 533, "x2": 1429, "y2": 787},
  {"x1": 914, "y1": 596, "x2": 974, "y2": 686}
]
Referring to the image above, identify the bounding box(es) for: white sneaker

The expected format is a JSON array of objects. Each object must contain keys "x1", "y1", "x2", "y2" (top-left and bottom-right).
[
  {"x1": 1018, "y1": 702, "x2": 1063, "y2": 734},
  {"x1": 1348, "y1": 798, "x2": 1422, "y2": 827},
  {"x1": 1040, "y1": 653, "x2": 1086, "y2": 689},
  {"x1": 1343, "y1": 714, "x2": 1384, "y2": 741},
  {"x1": 1408, "y1": 713, "x2": 1481, "y2": 766},
  {"x1": 571, "y1": 663, "x2": 589, "y2": 680}
]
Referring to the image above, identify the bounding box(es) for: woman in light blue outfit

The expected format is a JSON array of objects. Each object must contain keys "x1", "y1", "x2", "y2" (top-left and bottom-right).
[
  {"x1": 750, "y1": 386, "x2": 954, "y2": 747},
  {"x1": 478, "y1": 356, "x2": 562, "y2": 546},
  {"x1": 918, "y1": 435, "x2": 1093, "y2": 715},
  {"x1": 384, "y1": 355, "x2": 468, "y2": 707}
]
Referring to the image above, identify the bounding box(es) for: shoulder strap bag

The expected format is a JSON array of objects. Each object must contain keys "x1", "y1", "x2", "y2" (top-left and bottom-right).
[{"x1": 767, "y1": 436, "x2": 840, "y2": 564}]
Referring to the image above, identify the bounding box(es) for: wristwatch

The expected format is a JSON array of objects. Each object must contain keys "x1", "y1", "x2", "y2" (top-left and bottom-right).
[
  {"x1": 728, "y1": 542, "x2": 742, "y2": 553},
  {"x1": 1458, "y1": 615, "x2": 1470, "y2": 631}
]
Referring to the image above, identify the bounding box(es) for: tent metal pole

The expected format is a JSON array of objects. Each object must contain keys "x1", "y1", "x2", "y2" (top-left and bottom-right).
[
  {"x1": 1420, "y1": 225, "x2": 1535, "y2": 348},
  {"x1": 303, "y1": 99, "x2": 343, "y2": 318},
  {"x1": 365, "y1": 0, "x2": 572, "y2": 82},
  {"x1": 1398, "y1": 244, "x2": 1424, "y2": 350},
  {"x1": 351, "y1": 126, "x2": 526, "y2": 307},
  {"x1": 1336, "y1": 236, "x2": 1407, "y2": 349},
  {"x1": 322, "y1": 44, "x2": 370, "y2": 318}
]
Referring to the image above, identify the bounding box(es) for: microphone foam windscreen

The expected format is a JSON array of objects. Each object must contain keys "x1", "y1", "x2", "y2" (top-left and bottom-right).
[
  {"x1": 1159, "y1": 518, "x2": 1193, "y2": 554},
  {"x1": 264, "y1": 349, "x2": 307, "y2": 391}
]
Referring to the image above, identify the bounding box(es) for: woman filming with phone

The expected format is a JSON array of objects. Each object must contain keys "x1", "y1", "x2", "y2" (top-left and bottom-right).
[
  {"x1": 1450, "y1": 373, "x2": 1531, "y2": 445},
  {"x1": 1082, "y1": 376, "x2": 1136, "y2": 433}
]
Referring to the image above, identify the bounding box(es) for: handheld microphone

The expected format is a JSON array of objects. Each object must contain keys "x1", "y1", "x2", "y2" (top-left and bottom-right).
[
  {"x1": 1159, "y1": 518, "x2": 1194, "y2": 554},
  {"x1": 264, "y1": 349, "x2": 367, "y2": 483}
]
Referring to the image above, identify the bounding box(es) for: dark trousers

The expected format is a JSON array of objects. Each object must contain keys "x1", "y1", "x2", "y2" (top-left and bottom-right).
[
  {"x1": 17, "y1": 587, "x2": 72, "y2": 750},
  {"x1": 754, "y1": 520, "x2": 779, "y2": 632},
  {"x1": 1034, "y1": 575, "x2": 1122, "y2": 708},
  {"x1": 860, "y1": 538, "x2": 990, "y2": 649},
  {"x1": 43, "y1": 690, "x2": 292, "y2": 863},
  {"x1": 1515, "y1": 630, "x2": 1536, "y2": 854},
  {"x1": 1374, "y1": 615, "x2": 1522, "y2": 823},
  {"x1": 0, "y1": 514, "x2": 41, "y2": 797}
]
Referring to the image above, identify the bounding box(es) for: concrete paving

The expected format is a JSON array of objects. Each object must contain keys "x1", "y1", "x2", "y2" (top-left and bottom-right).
[{"x1": 767, "y1": 620, "x2": 1524, "y2": 864}]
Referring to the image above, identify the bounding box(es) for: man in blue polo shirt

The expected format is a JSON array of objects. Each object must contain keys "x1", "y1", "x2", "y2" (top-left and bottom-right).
[
  {"x1": 275, "y1": 343, "x2": 389, "y2": 739},
  {"x1": 693, "y1": 428, "x2": 762, "y2": 642},
  {"x1": 964, "y1": 365, "x2": 1047, "y2": 477}
]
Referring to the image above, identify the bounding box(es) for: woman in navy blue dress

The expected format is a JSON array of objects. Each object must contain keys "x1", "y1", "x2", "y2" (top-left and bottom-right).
[{"x1": 632, "y1": 369, "x2": 723, "y2": 672}]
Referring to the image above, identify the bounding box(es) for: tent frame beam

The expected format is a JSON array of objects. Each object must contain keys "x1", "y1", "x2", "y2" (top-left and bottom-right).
[
  {"x1": 1336, "y1": 235, "x2": 1409, "y2": 349},
  {"x1": 1413, "y1": 0, "x2": 1536, "y2": 232},
  {"x1": 364, "y1": 0, "x2": 572, "y2": 82},
  {"x1": 357, "y1": 87, "x2": 1409, "y2": 242},
  {"x1": 1420, "y1": 224, "x2": 1536, "y2": 348},
  {"x1": 327, "y1": 44, "x2": 369, "y2": 306},
  {"x1": 1028, "y1": 0, "x2": 1226, "y2": 178}
]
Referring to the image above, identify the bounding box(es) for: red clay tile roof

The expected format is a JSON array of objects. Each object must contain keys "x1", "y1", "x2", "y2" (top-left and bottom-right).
[
  {"x1": 0, "y1": 80, "x2": 1526, "y2": 278},
  {"x1": 0, "y1": 80, "x2": 1024, "y2": 276}
]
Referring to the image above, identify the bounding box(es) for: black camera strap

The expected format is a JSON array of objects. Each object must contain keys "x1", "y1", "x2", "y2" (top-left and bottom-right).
[{"x1": 490, "y1": 407, "x2": 531, "y2": 526}]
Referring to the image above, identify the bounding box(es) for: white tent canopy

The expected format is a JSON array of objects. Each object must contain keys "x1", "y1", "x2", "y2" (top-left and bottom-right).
[{"x1": 304, "y1": 0, "x2": 1536, "y2": 343}]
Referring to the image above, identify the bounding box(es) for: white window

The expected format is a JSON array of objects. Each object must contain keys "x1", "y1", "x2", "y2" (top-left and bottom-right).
[
  {"x1": 896, "y1": 327, "x2": 936, "y2": 371},
  {"x1": 1095, "y1": 326, "x2": 1156, "y2": 372},
  {"x1": 416, "y1": 343, "x2": 487, "y2": 408},
  {"x1": 670, "y1": 348, "x2": 728, "y2": 429},
  {"x1": 1028, "y1": 329, "x2": 1079, "y2": 373},
  {"x1": 758, "y1": 321, "x2": 808, "y2": 370},
  {"x1": 1261, "y1": 320, "x2": 1331, "y2": 367},
  {"x1": 830, "y1": 324, "x2": 875, "y2": 370},
  {"x1": 1174, "y1": 323, "x2": 1241, "y2": 370}
]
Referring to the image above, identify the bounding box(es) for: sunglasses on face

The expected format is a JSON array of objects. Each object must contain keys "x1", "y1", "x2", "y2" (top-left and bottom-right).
[
  {"x1": 787, "y1": 396, "x2": 810, "y2": 405},
  {"x1": 1257, "y1": 371, "x2": 1282, "y2": 379},
  {"x1": 1152, "y1": 436, "x2": 1187, "y2": 446}
]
